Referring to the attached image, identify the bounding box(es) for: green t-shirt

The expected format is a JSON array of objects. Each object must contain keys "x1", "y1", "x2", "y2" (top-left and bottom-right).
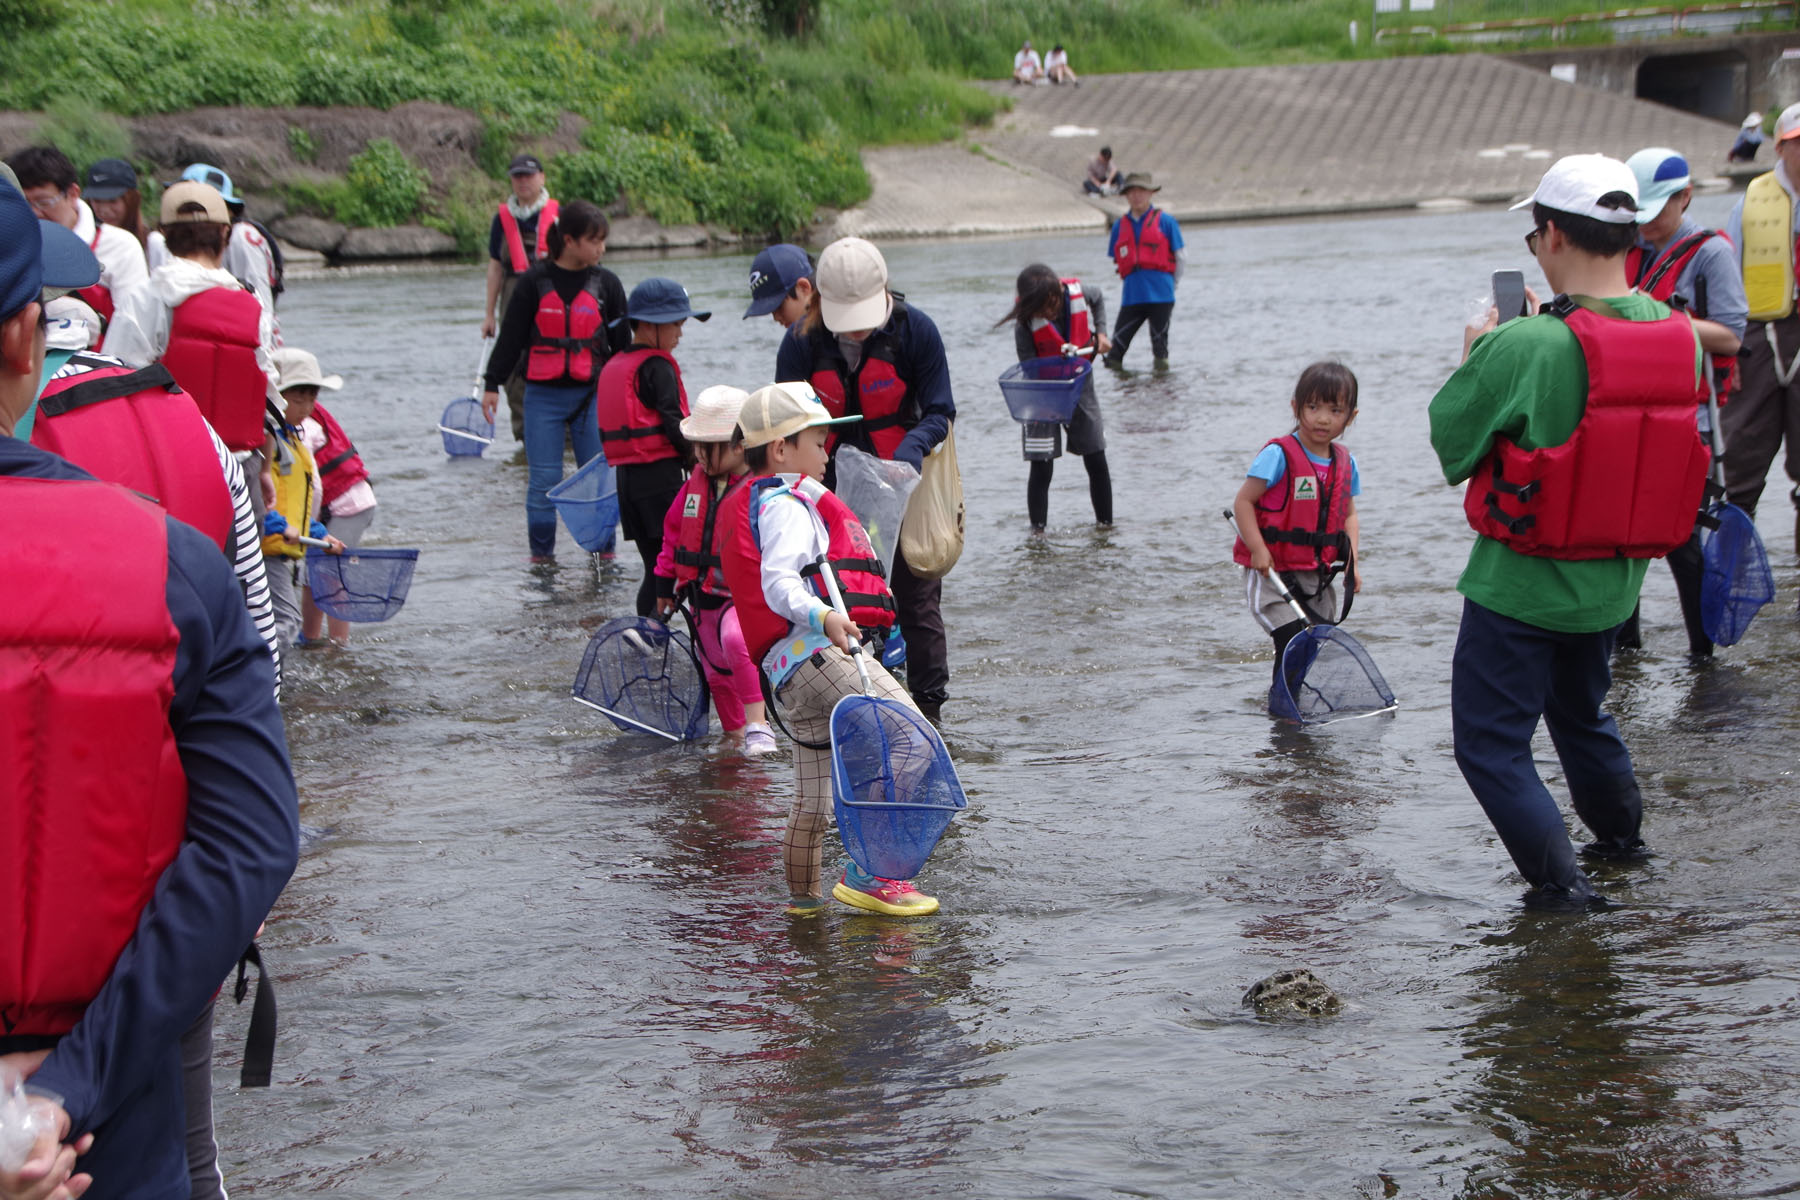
[{"x1": 1428, "y1": 293, "x2": 1700, "y2": 633}]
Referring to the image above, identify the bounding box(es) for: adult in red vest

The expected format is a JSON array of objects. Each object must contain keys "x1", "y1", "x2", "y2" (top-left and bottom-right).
[
  {"x1": 482, "y1": 154, "x2": 560, "y2": 442},
  {"x1": 1429, "y1": 155, "x2": 1707, "y2": 907},
  {"x1": 1103, "y1": 172, "x2": 1185, "y2": 369},
  {"x1": 482, "y1": 200, "x2": 627, "y2": 562},
  {"x1": 595, "y1": 276, "x2": 706, "y2": 614},
  {"x1": 0, "y1": 180, "x2": 298, "y2": 1200},
  {"x1": 774, "y1": 237, "x2": 956, "y2": 720},
  {"x1": 102, "y1": 180, "x2": 280, "y2": 457}
]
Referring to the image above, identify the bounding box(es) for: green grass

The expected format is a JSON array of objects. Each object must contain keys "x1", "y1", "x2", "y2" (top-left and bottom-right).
[{"x1": 0, "y1": 0, "x2": 1789, "y2": 238}]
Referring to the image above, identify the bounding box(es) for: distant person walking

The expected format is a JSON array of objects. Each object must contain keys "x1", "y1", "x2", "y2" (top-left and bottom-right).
[
  {"x1": 1104, "y1": 173, "x2": 1184, "y2": 369},
  {"x1": 482, "y1": 153, "x2": 559, "y2": 441},
  {"x1": 1012, "y1": 39, "x2": 1043, "y2": 84}
]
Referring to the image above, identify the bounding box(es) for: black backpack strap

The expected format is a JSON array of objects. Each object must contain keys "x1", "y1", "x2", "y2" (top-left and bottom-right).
[
  {"x1": 233, "y1": 942, "x2": 278, "y2": 1088},
  {"x1": 37, "y1": 362, "x2": 180, "y2": 418}
]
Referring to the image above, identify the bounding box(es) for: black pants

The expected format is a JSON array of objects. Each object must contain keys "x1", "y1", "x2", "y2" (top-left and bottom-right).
[
  {"x1": 1110, "y1": 301, "x2": 1173, "y2": 363},
  {"x1": 1027, "y1": 451, "x2": 1112, "y2": 528},
  {"x1": 890, "y1": 544, "x2": 948, "y2": 706},
  {"x1": 1618, "y1": 530, "x2": 1709, "y2": 656},
  {"x1": 616, "y1": 461, "x2": 684, "y2": 617}
]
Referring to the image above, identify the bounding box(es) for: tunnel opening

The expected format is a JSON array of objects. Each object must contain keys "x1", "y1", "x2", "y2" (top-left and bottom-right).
[{"x1": 1636, "y1": 50, "x2": 1749, "y2": 123}]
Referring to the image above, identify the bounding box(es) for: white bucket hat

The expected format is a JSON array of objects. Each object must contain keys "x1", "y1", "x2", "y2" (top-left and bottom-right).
[
  {"x1": 273, "y1": 346, "x2": 343, "y2": 392},
  {"x1": 680, "y1": 385, "x2": 751, "y2": 442}
]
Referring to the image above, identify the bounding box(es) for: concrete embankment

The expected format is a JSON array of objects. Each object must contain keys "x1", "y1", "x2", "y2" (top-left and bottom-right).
[{"x1": 822, "y1": 53, "x2": 1748, "y2": 241}]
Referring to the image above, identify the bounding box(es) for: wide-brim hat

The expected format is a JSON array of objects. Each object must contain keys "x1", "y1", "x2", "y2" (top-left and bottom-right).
[
  {"x1": 628, "y1": 276, "x2": 712, "y2": 324},
  {"x1": 681, "y1": 385, "x2": 751, "y2": 442},
  {"x1": 1509, "y1": 154, "x2": 1639, "y2": 224},
  {"x1": 272, "y1": 346, "x2": 344, "y2": 392},
  {"x1": 815, "y1": 237, "x2": 890, "y2": 333},
  {"x1": 1625, "y1": 147, "x2": 1691, "y2": 224},
  {"x1": 736, "y1": 381, "x2": 860, "y2": 449},
  {"x1": 1118, "y1": 172, "x2": 1161, "y2": 193}
]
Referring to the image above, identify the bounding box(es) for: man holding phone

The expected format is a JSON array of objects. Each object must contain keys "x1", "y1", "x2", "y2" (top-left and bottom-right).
[{"x1": 1429, "y1": 155, "x2": 1708, "y2": 907}]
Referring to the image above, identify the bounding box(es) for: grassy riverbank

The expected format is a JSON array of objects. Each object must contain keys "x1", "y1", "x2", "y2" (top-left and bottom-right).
[{"x1": 0, "y1": 0, "x2": 1782, "y2": 242}]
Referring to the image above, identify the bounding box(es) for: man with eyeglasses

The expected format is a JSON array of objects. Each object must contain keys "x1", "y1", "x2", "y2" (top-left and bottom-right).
[
  {"x1": 1428, "y1": 155, "x2": 1709, "y2": 909},
  {"x1": 5, "y1": 146, "x2": 147, "y2": 344}
]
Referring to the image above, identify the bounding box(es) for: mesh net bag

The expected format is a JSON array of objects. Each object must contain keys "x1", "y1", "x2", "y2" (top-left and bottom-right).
[
  {"x1": 571, "y1": 616, "x2": 708, "y2": 741},
  {"x1": 438, "y1": 397, "x2": 494, "y2": 457},
  {"x1": 830, "y1": 694, "x2": 966, "y2": 879},
  {"x1": 1701, "y1": 502, "x2": 1775, "y2": 647},
  {"x1": 547, "y1": 454, "x2": 620, "y2": 553},
  {"x1": 305, "y1": 548, "x2": 418, "y2": 623},
  {"x1": 1270, "y1": 626, "x2": 1396, "y2": 725}
]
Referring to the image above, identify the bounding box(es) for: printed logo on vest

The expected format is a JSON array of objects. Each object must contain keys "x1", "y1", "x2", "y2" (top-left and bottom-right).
[
  {"x1": 1294, "y1": 477, "x2": 1318, "y2": 502},
  {"x1": 683, "y1": 494, "x2": 701, "y2": 517}
]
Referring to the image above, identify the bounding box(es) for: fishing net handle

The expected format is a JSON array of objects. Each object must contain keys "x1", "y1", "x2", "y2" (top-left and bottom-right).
[
  {"x1": 471, "y1": 335, "x2": 494, "y2": 401},
  {"x1": 815, "y1": 557, "x2": 874, "y2": 695},
  {"x1": 1223, "y1": 509, "x2": 1318, "y2": 626}
]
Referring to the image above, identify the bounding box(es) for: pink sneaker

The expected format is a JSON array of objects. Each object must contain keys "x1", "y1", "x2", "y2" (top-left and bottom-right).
[{"x1": 832, "y1": 869, "x2": 939, "y2": 916}]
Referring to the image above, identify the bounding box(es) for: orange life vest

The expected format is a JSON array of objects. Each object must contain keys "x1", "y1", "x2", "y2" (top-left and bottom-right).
[{"x1": 498, "y1": 199, "x2": 558, "y2": 274}]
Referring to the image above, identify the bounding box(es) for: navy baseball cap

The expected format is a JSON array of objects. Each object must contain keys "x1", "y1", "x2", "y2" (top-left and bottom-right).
[
  {"x1": 83, "y1": 158, "x2": 139, "y2": 201},
  {"x1": 508, "y1": 154, "x2": 545, "y2": 176},
  {"x1": 627, "y1": 277, "x2": 711, "y2": 323},
  {"x1": 0, "y1": 183, "x2": 100, "y2": 322},
  {"x1": 743, "y1": 244, "x2": 813, "y2": 319}
]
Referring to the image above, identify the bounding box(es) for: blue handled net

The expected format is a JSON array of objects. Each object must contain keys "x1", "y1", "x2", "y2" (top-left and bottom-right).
[
  {"x1": 1701, "y1": 502, "x2": 1775, "y2": 647},
  {"x1": 571, "y1": 616, "x2": 709, "y2": 741},
  {"x1": 438, "y1": 397, "x2": 494, "y2": 457},
  {"x1": 305, "y1": 548, "x2": 418, "y2": 623},
  {"x1": 1270, "y1": 626, "x2": 1396, "y2": 725},
  {"x1": 830, "y1": 693, "x2": 966, "y2": 880},
  {"x1": 547, "y1": 454, "x2": 619, "y2": 553}
]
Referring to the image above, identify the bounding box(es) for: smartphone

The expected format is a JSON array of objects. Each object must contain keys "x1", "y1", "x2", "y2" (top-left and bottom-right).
[{"x1": 1492, "y1": 269, "x2": 1527, "y2": 324}]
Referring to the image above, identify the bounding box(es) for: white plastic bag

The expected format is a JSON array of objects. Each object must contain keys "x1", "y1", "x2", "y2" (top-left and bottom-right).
[
  {"x1": 0, "y1": 1067, "x2": 53, "y2": 1173},
  {"x1": 833, "y1": 444, "x2": 920, "y2": 577},
  {"x1": 899, "y1": 422, "x2": 965, "y2": 580}
]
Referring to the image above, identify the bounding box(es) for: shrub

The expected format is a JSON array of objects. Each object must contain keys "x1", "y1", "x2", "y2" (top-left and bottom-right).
[{"x1": 340, "y1": 140, "x2": 428, "y2": 227}]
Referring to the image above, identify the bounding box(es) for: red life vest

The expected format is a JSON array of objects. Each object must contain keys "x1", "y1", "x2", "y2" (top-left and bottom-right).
[
  {"x1": 672, "y1": 470, "x2": 748, "y2": 597},
  {"x1": 1112, "y1": 207, "x2": 1177, "y2": 278},
  {"x1": 527, "y1": 273, "x2": 608, "y2": 383},
  {"x1": 161, "y1": 286, "x2": 268, "y2": 453},
  {"x1": 310, "y1": 402, "x2": 369, "y2": 508},
  {"x1": 498, "y1": 198, "x2": 558, "y2": 274},
  {"x1": 0, "y1": 475, "x2": 186, "y2": 1038},
  {"x1": 31, "y1": 355, "x2": 237, "y2": 556},
  {"x1": 74, "y1": 226, "x2": 113, "y2": 336},
  {"x1": 720, "y1": 476, "x2": 897, "y2": 664},
  {"x1": 1463, "y1": 299, "x2": 1711, "y2": 560},
  {"x1": 1626, "y1": 230, "x2": 1740, "y2": 396},
  {"x1": 1231, "y1": 435, "x2": 1353, "y2": 572},
  {"x1": 807, "y1": 303, "x2": 913, "y2": 459},
  {"x1": 1028, "y1": 279, "x2": 1094, "y2": 357},
  {"x1": 596, "y1": 347, "x2": 687, "y2": 465}
]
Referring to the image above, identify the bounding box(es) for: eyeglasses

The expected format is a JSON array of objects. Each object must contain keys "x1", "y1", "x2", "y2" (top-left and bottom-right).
[
  {"x1": 1524, "y1": 227, "x2": 1545, "y2": 254},
  {"x1": 24, "y1": 190, "x2": 67, "y2": 215}
]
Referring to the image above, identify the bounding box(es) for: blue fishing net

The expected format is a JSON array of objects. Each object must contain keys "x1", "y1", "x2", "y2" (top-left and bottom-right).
[
  {"x1": 1701, "y1": 502, "x2": 1775, "y2": 647},
  {"x1": 547, "y1": 454, "x2": 619, "y2": 553},
  {"x1": 571, "y1": 616, "x2": 708, "y2": 741},
  {"x1": 998, "y1": 356, "x2": 1090, "y2": 424},
  {"x1": 1270, "y1": 626, "x2": 1396, "y2": 725},
  {"x1": 305, "y1": 548, "x2": 418, "y2": 623},
  {"x1": 830, "y1": 694, "x2": 966, "y2": 879},
  {"x1": 438, "y1": 397, "x2": 494, "y2": 457}
]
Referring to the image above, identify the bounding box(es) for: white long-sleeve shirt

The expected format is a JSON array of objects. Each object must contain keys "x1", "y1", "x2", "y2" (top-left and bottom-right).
[
  {"x1": 72, "y1": 198, "x2": 148, "y2": 314},
  {"x1": 755, "y1": 474, "x2": 840, "y2": 685}
]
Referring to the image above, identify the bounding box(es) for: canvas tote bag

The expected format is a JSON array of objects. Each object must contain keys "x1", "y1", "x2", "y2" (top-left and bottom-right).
[{"x1": 898, "y1": 422, "x2": 964, "y2": 579}]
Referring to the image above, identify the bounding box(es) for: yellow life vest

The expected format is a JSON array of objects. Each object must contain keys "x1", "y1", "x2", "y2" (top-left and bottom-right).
[
  {"x1": 1742, "y1": 170, "x2": 1796, "y2": 321},
  {"x1": 261, "y1": 432, "x2": 318, "y2": 559}
]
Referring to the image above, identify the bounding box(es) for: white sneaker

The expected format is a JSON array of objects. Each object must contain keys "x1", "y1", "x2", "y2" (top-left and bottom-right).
[{"x1": 742, "y1": 723, "x2": 778, "y2": 756}]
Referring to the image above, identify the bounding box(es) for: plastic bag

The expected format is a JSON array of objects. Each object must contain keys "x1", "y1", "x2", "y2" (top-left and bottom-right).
[
  {"x1": 833, "y1": 444, "x2": 919, "y2": 578},
  {"x1": 898, "y1": 422, "x2": 964, "y2": 580},
  {"x1": 0, "y1": 1067, "x2": 53, "y2": 1172}
]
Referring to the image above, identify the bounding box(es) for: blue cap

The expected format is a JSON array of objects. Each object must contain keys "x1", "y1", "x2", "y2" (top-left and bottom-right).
[
  {"x1": 180, "y1": 162, "x2": 242, "y2": 206},
  {"x1": 743, "y1": 244, "x2": 813, "y2": 319},
  {"x1": 627, "y1": 277, "x2": 711, "y2": 324},
  {"x1": 0, "y1": 184, "x2": 100, "y2": 322}
]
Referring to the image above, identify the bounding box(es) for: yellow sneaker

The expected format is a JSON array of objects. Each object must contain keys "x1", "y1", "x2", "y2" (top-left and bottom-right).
[
  {"x1": 785, "y1": 896, "x2": 825, "y2": 917},
  {"x1": 832, "y1": 868, "x2": 939, "y2": 916}
]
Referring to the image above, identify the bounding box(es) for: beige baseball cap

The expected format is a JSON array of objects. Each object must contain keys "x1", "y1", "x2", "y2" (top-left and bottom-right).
[
  {"x1": 737, "y1": 381, "x2": 860, "y2": 448},
  {"x1": 160, "y1": 180, "x2": 230, "y2": 225},
  {"x1": 815, "y1": 237, "x2": 891, "y2": 333},
  {"x1": 680, "y1": 385, "x2": 751, "y2": 443}
]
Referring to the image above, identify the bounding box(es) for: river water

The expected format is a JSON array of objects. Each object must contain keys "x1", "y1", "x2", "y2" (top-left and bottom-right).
[{"x1": 222, "y1": 195, "x2": 1800, "y2": 1198}]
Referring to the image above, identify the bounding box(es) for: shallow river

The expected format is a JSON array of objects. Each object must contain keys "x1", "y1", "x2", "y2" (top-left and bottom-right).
[{"x1": 223, "y1": 195, "x2": 1800, "y2": 1198}]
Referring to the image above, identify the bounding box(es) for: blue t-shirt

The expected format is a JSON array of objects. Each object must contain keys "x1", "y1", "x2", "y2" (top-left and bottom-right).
[
  {"x1": 1247, "y1": 440, "x2": 1361, "y2": 497},
  {"x1": 1108, "y1": 209, "x2": 1185, "y2": 307}
]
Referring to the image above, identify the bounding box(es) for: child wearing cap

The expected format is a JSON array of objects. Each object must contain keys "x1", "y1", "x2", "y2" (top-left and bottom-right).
[
  {"x1": 595, "y1": 276, "x2": 707, "y2": 615},
  {"x1": 743, "y1": 244, "x2": 815, "y2": 328},
  {"x1": 651, "y1": 385, "x2": 776, "y2": 755},
  {"x1": 1103, "y1": 172, "x2": 1184, "y2": 369},
  {"x1": 1618, "y1": 146, "x2": 1747, "y2": 658},
  {"x1": 264, "y1": 349, "x2": 346, "y2": 648},
  {"x1": 286, "y1": 347, "x2": 379, "y2": 647},
  {"x1": 718, "y1": 382, "x2": 942, "y2": 917},
  {"x1": 1429, "y1": 153, "x2": 1707, "y2": 908}
]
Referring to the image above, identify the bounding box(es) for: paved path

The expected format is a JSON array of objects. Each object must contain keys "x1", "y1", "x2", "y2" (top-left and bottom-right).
[{"x1": 820, "y1": 54, "x2": 1744, "y2": 239}]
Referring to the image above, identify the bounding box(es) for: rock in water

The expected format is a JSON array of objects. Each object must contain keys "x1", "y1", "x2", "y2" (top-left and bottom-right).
[{"x1": 1242, "y1": 968, "x2": 1343, "y2": 1017}]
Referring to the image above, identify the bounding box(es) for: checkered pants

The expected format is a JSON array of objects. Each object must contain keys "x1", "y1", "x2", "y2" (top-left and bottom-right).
[{"x1": 778, "y1": 647, "x2": 918, "y2": 898}]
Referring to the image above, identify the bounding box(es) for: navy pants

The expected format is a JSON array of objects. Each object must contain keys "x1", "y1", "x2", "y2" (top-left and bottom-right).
[
  {"x1": 1451, "y1": 599, "x2": 1644, "y2": 897},
  {"x1": 1109, "y1": 301, "x2": 1173, "y2": 363}
]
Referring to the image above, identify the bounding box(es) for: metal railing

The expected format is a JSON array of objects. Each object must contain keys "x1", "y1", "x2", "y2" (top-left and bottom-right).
[{"x1": 1370, "y1": 0, "x2": 1795, "y2": 42}]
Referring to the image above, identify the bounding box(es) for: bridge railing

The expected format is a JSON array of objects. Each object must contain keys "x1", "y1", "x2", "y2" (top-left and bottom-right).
[{"x1": 1371, "y1": 0, "x2": 1795, "y2": 43}]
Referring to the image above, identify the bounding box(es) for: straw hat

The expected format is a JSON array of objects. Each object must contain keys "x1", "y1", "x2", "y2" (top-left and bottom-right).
[{"x1": 681, "y1": 385, "x2": 751, "y2": 442}]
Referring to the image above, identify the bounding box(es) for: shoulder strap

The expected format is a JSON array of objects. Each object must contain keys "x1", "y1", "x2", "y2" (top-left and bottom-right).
[{"x1": 38, "y1": 362, "x2": 180, "y2": 418}]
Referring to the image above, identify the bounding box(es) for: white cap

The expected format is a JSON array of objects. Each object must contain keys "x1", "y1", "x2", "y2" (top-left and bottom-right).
[
  {"x1": 816, "y1": 237, "x2": 891, "y2": 333},
  {"x1": 273, "y1": 346, "x2": 343, "y2": 392},
  {"x1": 43, "y1": 294, "x2": 100, "y2": 351},
  {"x1": 1509, "y1": 154, "x2": 1639, "y2": 224},
  {"x1": 1777, "y1": 102, "x2": 1800, "y2": 142},
  {"x1": 736, "y1": 381, "x2": 860, "y2": 448},
  {"x1": 680, "y1": 385, "x2": 751, "y2": 442}
]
